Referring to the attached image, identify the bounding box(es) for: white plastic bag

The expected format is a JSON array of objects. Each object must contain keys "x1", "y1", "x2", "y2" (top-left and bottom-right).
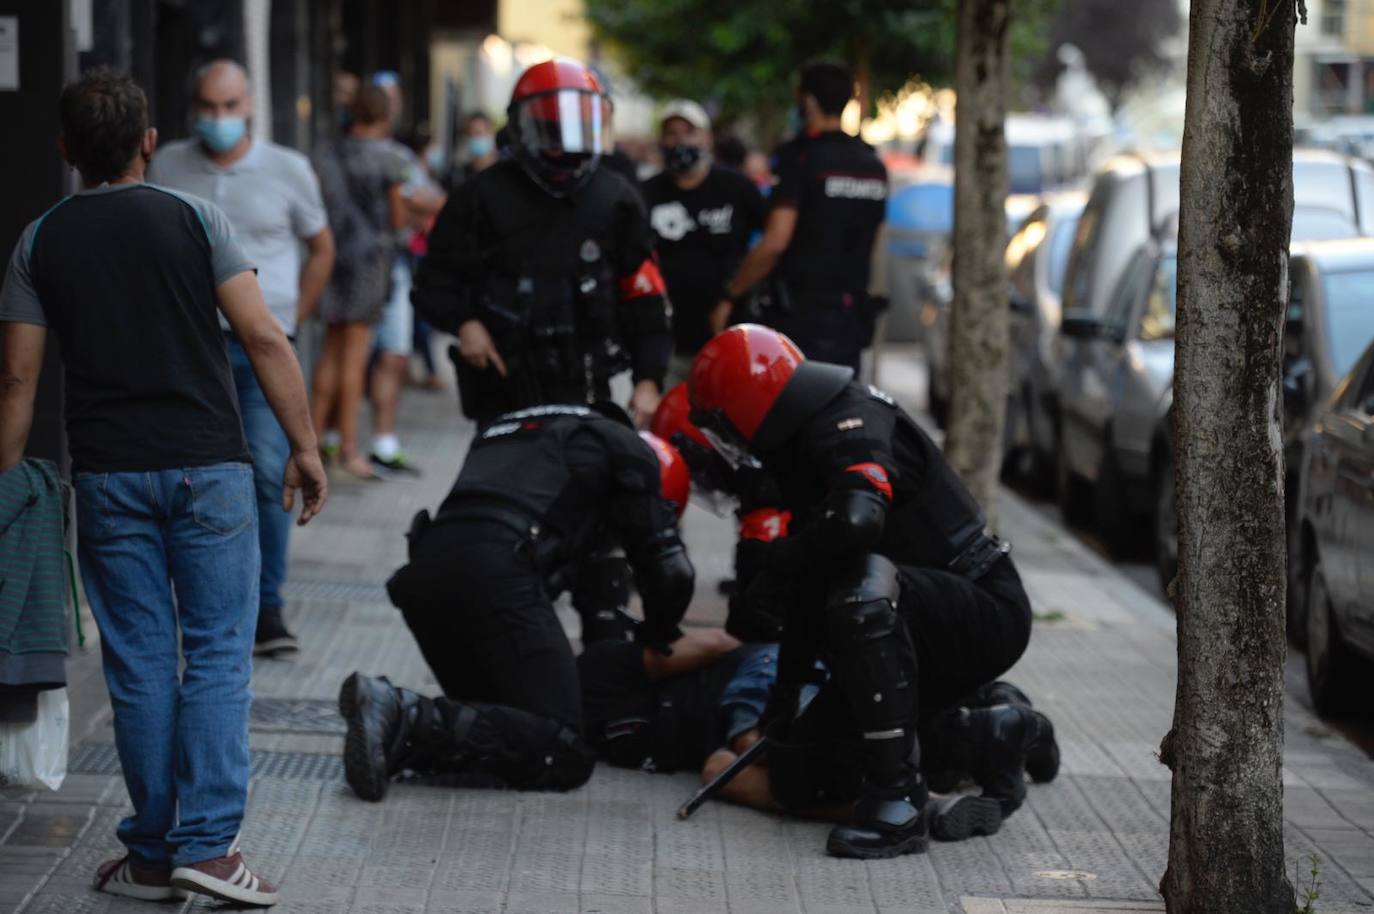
[{"x1": 0, "y1": 688, "x2": 69, "y2": 791}]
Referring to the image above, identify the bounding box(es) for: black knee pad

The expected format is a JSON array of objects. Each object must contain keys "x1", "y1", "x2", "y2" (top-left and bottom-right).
[
  {"x1": 824, "y1": 554, "x2": 915, "y2": 734},
  {"x1": 537, "y1": 726, "x2": 597, "y2": 791}
]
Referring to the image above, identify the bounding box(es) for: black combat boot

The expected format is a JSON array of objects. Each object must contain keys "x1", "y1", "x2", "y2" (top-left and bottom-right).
[
  {"x1": 338, "y1": 672, "x2": 441, "y2": 802},
  {"x1": 926, "y1": 794, "x2": 1005, "y2": 842},
  {"x1": 1025, "y1": 710, "x2": 1060, "y2": 783},
  {"x1": 827, "y1": 772, "x2": 930, "y2": 859},
  {"x1": 966, "y1": 703, "x2": 1038, "y2": 816}
]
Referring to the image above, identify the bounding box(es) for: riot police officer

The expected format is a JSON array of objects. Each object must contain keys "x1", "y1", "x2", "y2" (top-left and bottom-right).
[
  {"x1": 411, "y1": 58, "x2": 671, "y2": 426},
  {"x1": 686, "y1": 325, "x2": 1034, "y2": 859},
  {"x1": 338, "y1": 407, "x2": 693, "y2": 801},
  {"x1": 651, "y1": 383, "x2": 1052, "y2": 838},
  {"x1": 709, "y1": 61, "x2": 887, "y2": 372}
]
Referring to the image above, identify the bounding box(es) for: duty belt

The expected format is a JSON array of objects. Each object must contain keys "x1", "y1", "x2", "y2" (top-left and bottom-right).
[
  {"x1": 434, "y1": 497, "x2": 544, "y2": 541},
  {"x1": 947, "y1": 529, "x2": 1011, "y2": 581}
]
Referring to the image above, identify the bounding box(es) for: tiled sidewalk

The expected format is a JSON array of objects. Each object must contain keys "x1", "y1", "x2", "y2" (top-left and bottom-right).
[{"x1": 3, "y1": 354, "x2": 1372, "y2": 914}]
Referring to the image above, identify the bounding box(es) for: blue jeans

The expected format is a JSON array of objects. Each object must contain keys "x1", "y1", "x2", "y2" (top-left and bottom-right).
[
  {"x1": 226, "y1": 338, "x2": 291, "y2": 613},
  {"x1": 74, "y1": 464, "x2": 258, "y2": 866}
]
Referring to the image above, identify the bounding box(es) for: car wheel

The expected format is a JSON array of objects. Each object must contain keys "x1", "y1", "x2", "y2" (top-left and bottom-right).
[
  {"x1": 1001, "y1": 389, "x2": 1030, "y2": 482},
  {"x1": 1055, "y1": 430, "x2": 1092, "y2": 528},
  {"x1": 1305, "y1": 559, "x2": 1356, "y2": 718},
  {"x1": 1094, "y1": 450, "x2": 1143, "y2": 557},
  {"x1": 929, "y1": 388, "x2": 949, "y2": 429},
  {"x1": 1153, "y1": 450, "x2": 1178, "y2": 596}
]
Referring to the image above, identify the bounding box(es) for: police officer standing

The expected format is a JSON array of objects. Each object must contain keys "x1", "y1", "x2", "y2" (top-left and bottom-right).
[
  {"x1": 338, "y1": 407, "x2": 694, "y2": 800},
  {"x1": 712, "y1": 61, "x2": 887, "y2": 372},
  {"x1": 687, "y1": 325, "x2": 1034, "y2": 859},
  {"x1": 412, "y1": 58, "x2": 671, "y2": 426}
]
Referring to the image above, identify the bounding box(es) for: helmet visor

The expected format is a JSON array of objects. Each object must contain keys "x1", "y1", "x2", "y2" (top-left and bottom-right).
[
  {"x1": 511, "y1": 89, "x2": 612, "y2": 156},
  {"x1": 698, "y1": 425, "x2": 762, "y2": 472}
]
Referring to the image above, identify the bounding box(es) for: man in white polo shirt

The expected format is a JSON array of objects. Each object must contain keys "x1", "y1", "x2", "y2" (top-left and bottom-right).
[{"x1": 149, "y1": 59, "x2": 335, "y2": 657}]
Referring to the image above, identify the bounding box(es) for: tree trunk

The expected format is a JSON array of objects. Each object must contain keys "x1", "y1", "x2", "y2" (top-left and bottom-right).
[
  {"x1": 1161, "y1": 2, "x2": 1297, "y2": 912},
  {"x1": 945, "y1": 0, "x2": 1010, "y2": 516}
]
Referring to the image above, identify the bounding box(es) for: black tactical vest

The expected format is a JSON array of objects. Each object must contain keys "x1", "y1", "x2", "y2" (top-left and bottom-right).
[{"x1": 468, "y1": 164, "x2": 630, "y2": 388}]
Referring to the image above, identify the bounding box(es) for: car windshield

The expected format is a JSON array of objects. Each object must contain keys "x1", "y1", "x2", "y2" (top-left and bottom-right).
[
  {"x1": 1008, "y1": 145, "x2": 1044, "y2": 195},
  {"x1": 1292, "y1": 207, "x2": 1357, "y2": 241},
  {"x1": 1047, "y1": 212, "x2": 1081, "y2": 296},
  {"x1": 1140, "y1": 253, "x2": 1178, "y2": 341},
  {"x1": 1321, "y1": 269, "x2": 1374, "y2": 377}
]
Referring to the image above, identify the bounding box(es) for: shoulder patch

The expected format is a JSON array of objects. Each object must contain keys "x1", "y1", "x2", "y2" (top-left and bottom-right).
[
  {"x1": 866, "y1": 385, "x2": 895, "y2": 406},
  {"x1": 836, "y1": 418, "x2": 864, "y2": 432}
]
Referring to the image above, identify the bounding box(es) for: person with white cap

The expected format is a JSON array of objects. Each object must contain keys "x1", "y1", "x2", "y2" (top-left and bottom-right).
[{"x1": 641, "y1": 99, "x2": 766, "y2": 385}]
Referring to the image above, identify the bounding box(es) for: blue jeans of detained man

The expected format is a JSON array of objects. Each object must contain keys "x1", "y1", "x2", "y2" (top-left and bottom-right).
[
  {"x1": 74, "y1": 463, "x2": 258, "y2": 866},
  {"x1": 226, "y1": 337, "x2": 292, "y2": 614}
]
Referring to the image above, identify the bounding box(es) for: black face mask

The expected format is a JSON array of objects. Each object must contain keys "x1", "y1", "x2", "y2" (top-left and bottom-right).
[{"x1": 662, "y1": 143, "x2": 704, "y2": 174}]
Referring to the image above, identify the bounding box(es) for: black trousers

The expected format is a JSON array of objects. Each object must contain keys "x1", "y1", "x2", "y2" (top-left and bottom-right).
[
  {"x1": 769, "y1": 557, "x2": 1032, "y2": 808},
  {"x1": 386, "y1": 518, "x2": 592, "y2": 789}
]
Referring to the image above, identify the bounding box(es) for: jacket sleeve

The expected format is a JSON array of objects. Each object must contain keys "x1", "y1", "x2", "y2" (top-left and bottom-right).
[
  {"x1": 603, "y1": 429, "x2": 693, "y2": 645},
  {"x1": 410, "y1": 181, "x2": 484, "y2": 334},
  {"x1": 613, "y1": 191, "x2": 672, "y2": 388}
]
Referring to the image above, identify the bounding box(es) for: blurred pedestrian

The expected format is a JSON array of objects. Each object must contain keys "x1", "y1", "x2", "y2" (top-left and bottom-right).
[
  {"x1": 714, "y1": 61, "x2": 887, "y2": 372},
  {"x1": 713, "y1": 134, "x2": 748, "y2": 172},
  {"x1": 0, "y1": 67, "x2": 326, "y2": 906},
  {"x1": 442, "y1": 111, "x2": 500, "y2": 192},
  {"x1": 642, "y1": 100, "x2": 765, "y2": 385},
  {"x1": 362, "y1": 71, "x2": 445, "y2": 475},
  {"x1": 312, "y1": 84, "x2": 407, "y2": 480},
  {"x1": 149, "y1": 59, "x2": 335, "y2": 657}
]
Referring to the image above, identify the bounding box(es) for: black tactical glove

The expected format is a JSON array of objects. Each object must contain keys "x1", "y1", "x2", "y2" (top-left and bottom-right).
[{"x1": 632, "y1": 540, "x2": 694, "y2": 655}]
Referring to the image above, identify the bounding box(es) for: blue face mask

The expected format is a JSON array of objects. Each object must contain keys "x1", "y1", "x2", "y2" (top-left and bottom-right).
[
  {"x1": 467, "y1": 135, "x2": 495, "y2": 159},
  {"x1": 195, "y1": 116, "x2": 247, "y2": 154}
]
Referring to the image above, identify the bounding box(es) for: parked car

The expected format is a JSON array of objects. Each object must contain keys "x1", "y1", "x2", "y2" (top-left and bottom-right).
[
  {"x1": 1003, "y1": 193, "x2": 1088, "y2": 485},
  {"x1": 1053, "y1": 149, "x2": 1374, "y2": 566},
  {"x1": 922, "y1": 114, "x2": 1091, "y2": 196},
  {"x1": 1295, "y1": 338, "x2": 1374, "y2": 717},
  {"x1": 923, "y1": 193, "x2": 1052, "y2": 428},
  {"x1": 1061, "y1": 228, "x2": 1374, "y2": 586},
  {"x1": 1284, "y1": 242, "x2": 1374, "y2": 641}
]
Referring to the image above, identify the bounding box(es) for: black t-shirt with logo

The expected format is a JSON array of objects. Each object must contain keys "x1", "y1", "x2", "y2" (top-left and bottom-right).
[{"x1": 642, "y1": 165, "x2": 765, "y2": 354}]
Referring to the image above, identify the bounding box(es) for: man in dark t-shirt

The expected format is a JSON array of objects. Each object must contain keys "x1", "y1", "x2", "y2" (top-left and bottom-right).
[
  {"x1": 0, "y1": 69, "x2": 326, "y2": 907},
  {"x1": 714, "y1": 62, "x2": 887, "y2": 372},
  {"x1": 642, "y1": 100, "x2": 765, "y2": 384}
]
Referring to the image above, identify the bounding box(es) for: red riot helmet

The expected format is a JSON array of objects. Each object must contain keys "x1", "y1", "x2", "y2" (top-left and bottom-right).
[
  {"x1": 651, "y1": 383, "x2": 729, "y2": 495},
  {"x1": 639, "y1": 431, "x2": 691, "y2": 519},
  {"x1": 687, "y1": 324, "x2": 853, "y2": 463},
  {"x1": 507, "y1": 58, "x2": 613, "y2": 197}
]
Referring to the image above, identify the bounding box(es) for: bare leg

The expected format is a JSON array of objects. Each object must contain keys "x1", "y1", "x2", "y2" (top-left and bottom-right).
[
  {"x1": 310, "y1": 325, "x2": 344, "y2": 442},
  {"x1": 369, "y1": 352, "x2": 408, "y2": 439},
  {"x1": 337, "y1": 322, "x2": 378, "y2": 478},
  {"x1": 700, "y1": 750, "x2": 856, "y2": 822}
]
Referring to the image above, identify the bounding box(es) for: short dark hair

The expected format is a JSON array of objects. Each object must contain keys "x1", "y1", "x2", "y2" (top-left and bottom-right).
[
  {"x1": 714, "y1": 135, "x2": 747, "y2": 169},
  {"x1": 59, "y1": 67, "x2": 149, "y2": 185},
  {"x1": 799, "y1": 61, "x2": 854, "y2": 116},
  {"x1": 351, "y1": 85, "x2": 391, "y2": 126}
]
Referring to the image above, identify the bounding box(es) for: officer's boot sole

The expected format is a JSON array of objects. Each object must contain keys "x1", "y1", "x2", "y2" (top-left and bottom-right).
[
  {"x1": 928, "y1": 795, "x2": 1004, "y2": 842},
  {"x1": 339, "y1": 673, "x2": 389, "y2": 803},
  {"x1": 825, "y1": 828, "x2": 928, "y2": 860}
]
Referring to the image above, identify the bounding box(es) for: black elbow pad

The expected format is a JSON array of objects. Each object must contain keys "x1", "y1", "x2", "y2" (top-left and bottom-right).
[
  {"x1": 816, "y1": 488, "x2": 888, "y2": 555},
  {"x1": 636, "y1": 542, "x2": 695, "y2": 642}
]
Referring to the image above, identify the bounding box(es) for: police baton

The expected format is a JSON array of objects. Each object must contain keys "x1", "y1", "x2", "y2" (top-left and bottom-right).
[{"x1": 676, "y1": 735, "x2": 770, "y2": 820}]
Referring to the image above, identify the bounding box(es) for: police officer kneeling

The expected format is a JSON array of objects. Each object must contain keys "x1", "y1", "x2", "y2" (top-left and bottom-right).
[
  {"x1": 338, "y1": 405, "x2": 693, "y2": 801},
  {"x1": 687, "y1": 326, "x2": 1034, "y2": 859}
]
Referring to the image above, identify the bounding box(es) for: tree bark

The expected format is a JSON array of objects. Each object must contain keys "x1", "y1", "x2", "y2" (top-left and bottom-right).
[
  {"x1": 1161, "y1": 1, "x2": 1297, "y2": 912},
  {"x1": 945, "y1": 0, "x2": 1010, "y2": 516}
]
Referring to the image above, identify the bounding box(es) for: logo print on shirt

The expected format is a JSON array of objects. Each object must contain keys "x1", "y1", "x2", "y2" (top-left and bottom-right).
[
  {"x1": 824, "y1": 175, "x2": 887, "y2": 200},
  {"x1": 651, "y1": 201, "x2": 695, "y2": 241}
]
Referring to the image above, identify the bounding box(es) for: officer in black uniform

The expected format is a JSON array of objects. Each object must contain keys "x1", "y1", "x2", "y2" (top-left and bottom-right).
[
  {"x1": 651, "y1": 382, "x2": 1053, "y2": 838},
  {"x1": 412, "y1": 58, "x2": 670, "y2": 645},
  {"x1": 411, "y1": 58, "x2": 671, "y2": 426},
  {"x1": 337, "y1": 405, "x2": 694, "y2": 802},
  {"x1": 688, "y1": 325, "x2": 1034, "y2": 859},
  {"x1": 708, "y1": 61, "x2": 886, "y2": 372}
]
